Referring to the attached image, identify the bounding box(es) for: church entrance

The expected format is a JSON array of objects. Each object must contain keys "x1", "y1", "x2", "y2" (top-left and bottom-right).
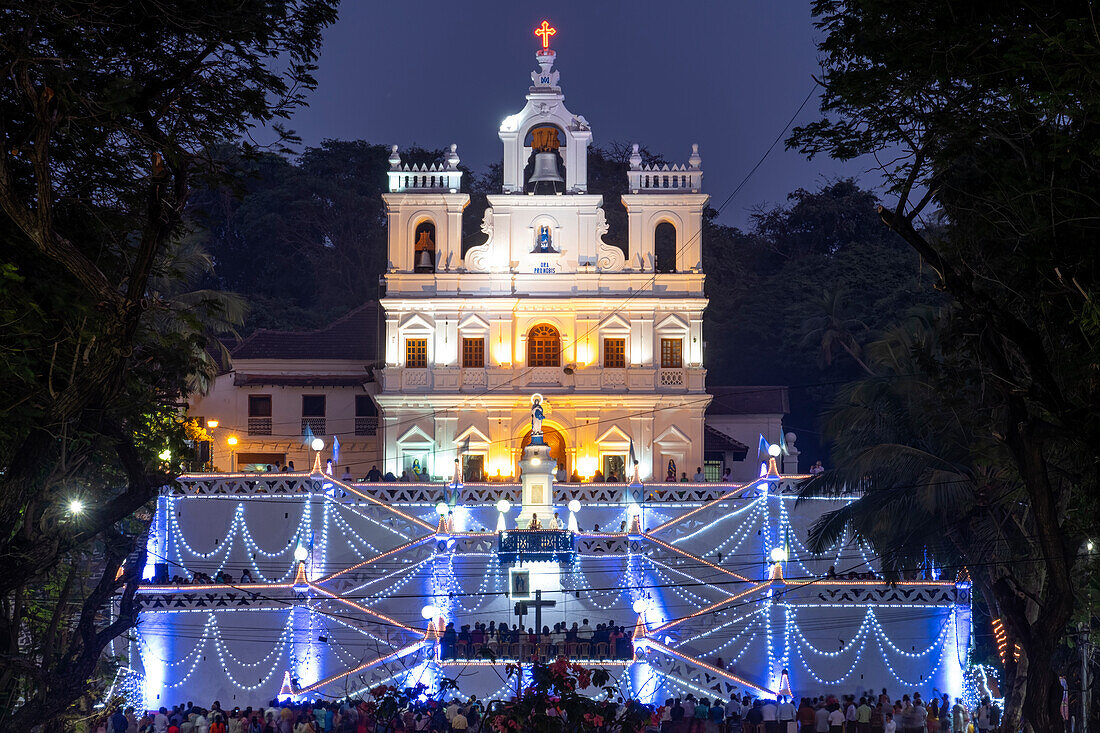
[{"x1": 518, "y1": 426, "x2": 567, "y2": 477}]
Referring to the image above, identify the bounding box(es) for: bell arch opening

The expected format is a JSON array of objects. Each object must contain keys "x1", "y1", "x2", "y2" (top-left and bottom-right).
[
  {"x1": 413, "y1": 220, "x2": 436, "y2": 272},
  {"x1": 654, "y1": 221, "x2": 677, "y2": 273}
]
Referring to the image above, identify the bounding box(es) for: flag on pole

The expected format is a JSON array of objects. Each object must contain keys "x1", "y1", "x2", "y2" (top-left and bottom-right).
[
  {"x1": 757, "y1": 434, "x2": 770, "y2": 458},
  {"x1": 779, "y1": 430, "x2": 788, "y2": 457},
  {"x1": 302, "y1": 422, "x2": 316, "y2": 447},
  {"x1": 331, "y1": 435, "x2": 341, "y2": 468},
  {"x1": 628, "y1": 438, "x2": 637, "y2": 467}
]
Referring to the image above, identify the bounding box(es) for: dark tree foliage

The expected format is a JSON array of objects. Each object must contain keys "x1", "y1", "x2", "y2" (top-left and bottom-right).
[
  {"x1": 788, "y1": 2, "x2": 1100, "y2": 729},
  {"x1": 191, "y1": 142, "x2": 471, "y2": 332},
  {"x1": 702, "y1": 179, "x2": 940, "y2": 462},
  {"x1": 0, "y1": 1, "x2": 338, "y2": 728}
]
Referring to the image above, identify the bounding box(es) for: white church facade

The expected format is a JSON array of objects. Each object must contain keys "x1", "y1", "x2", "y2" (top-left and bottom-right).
[{"x1": 189, "y1": 33, "x2": 790, "y2": 483}]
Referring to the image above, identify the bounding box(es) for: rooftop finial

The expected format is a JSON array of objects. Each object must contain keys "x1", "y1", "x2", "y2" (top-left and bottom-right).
[
  {"x1": 388, "y1": 144, "x2": 401, "y2": 170},
  {"x1": 531, "y1": 21, "x2": 560, "y2": 90},
  {"x1": 688, "y1": 143, "x2": 702, "y2": 170},
  {"x1": 446, "y1": 143, "x2": 460, "y2": 171}
]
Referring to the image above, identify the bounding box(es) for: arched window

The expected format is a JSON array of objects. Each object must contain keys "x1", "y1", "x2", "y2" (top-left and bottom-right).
[
  {"x1": 527, "y1": 324, "x2": 561, "y2": 367},
  {"x1": 413, "y1": 221, "x2": 436, "y2": 272},
  {"x1": 654, "y1": 222, "x2": 677, "y2": 273}
]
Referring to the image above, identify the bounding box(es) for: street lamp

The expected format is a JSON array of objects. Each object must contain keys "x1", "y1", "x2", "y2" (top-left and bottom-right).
[
  {"x1": 205, "y1": 419, "x2": 219, "y2": 472},
  {"x1": 227, "y1": 436, "x2": 238, "y2": 472},
  {"x1": 67, "y1": 498, "x2": 85, "y2": 516}
]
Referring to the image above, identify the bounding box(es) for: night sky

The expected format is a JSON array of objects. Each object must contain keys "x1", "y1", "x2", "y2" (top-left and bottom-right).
[{"x1": 274, "y1": 1, "x2": 873, "y2": 226}]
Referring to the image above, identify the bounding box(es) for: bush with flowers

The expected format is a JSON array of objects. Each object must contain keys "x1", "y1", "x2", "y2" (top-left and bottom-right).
[{"x1": 480, "y1": 656, "x2": 657, "y2": 733}]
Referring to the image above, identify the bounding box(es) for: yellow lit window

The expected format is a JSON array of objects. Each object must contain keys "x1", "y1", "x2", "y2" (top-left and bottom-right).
[
  {"x1": 462, "y1": 337, "x2": 485, "y2": 368},
  {"x1": 406, "y1": 338, "x2": 428, "y2": 368},
  {"x1": 660, "y1": 338, "x2": 683, "y2": 369},
  {"x1": 603, "y1": 338, "x2": 626, "y2": 368},
  {"x1": 527, "y1": 324, "x2": 561, "y2": 367}
]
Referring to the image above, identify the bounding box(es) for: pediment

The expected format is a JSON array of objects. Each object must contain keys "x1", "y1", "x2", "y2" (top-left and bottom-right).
[
  {"x1": 655, "y1": 425, "x2": 692, "y2": 446},
  {"x1": 595, "y1": 425, "x2": 632, "y2": 445},
  {"x1": 654, "y1": 313, "x2": 690, "y2": 332},
  {"x1": 396, "y1": 425, "x2": 434, "y2": 446}
]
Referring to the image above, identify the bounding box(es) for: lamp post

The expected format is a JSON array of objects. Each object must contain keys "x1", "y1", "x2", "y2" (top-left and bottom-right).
[
  {"x1": 206, "y1": 419, "x2": 219, "y2": 471},
  {"x1": 226, "y1": 435, "x2": 238, "y2": 472}
]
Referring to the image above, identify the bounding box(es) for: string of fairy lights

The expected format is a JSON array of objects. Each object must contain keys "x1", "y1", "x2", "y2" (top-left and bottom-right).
[{"x1": 130, "y1": 482, "x2": 971, "y2": 708}]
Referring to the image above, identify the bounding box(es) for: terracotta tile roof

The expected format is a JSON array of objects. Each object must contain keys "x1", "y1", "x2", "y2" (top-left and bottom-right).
[
  {"x1": 230, "y1": 302, "x2": 380, "y2": 361},
  {"x1": 705, "y1": 385, "x2": 789, "y2": 415}
]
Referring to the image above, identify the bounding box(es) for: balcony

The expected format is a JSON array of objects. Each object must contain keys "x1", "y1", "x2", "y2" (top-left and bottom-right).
[
  {"x1": 497, "y1": 529, "x2": 575, "y2": 564},
  {"x1": 301, "y1": 417, "x2": 326, "y2": 435},
  {"x1": 525, "y1": 366, "x2": 563, "y2": 387},
  {"x1": 461, "y1": 369, "x2": 487, "y2": 388},
  {"x1": 658, "y1": 369, "x2": 685, "y2": 387},
  {"x1": 247, "y1": 417, "x2": 272, "y2": 436}
]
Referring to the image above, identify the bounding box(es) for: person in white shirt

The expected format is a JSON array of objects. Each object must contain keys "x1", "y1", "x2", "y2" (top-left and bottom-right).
[
  {"x1": 814, "y1": 705, "x2": 830, "y2": 733},
  {"x1": 154, "y1": 709, "x2": 169, "y2": 733},
  {"x1": 692, "y1": 467, "x2": 706, "y2": 482},
  {"x1": 777, "y1": 697, "x2": 796, "y2": 727},
  {"x1": 445, "y1": 701, "x2": 460, "y2": 722},
  {"x1": 549, "y1": 512, "x2": 562, "y2": 530},
  {"x1": 883, "y1": 712, "x2": 897, "y2": 733},
  {"x1": 724, "y1": 695, "x2": 741, "y2": 721},
  {"x1": 578, "y1": 619, "x2": 593, "y2": 641},
  {"x1": 761, "y1": 698, "x2": 778, "y2": 725},
  {"x1": 827, "y1": 707, "x2": 845, "y2": 733},
  {"x1": 846, "y1": 700, "x2": 858, "y2": 724}
]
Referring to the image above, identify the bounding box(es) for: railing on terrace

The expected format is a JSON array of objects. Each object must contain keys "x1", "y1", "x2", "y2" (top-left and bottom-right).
[
  {"x1": 440, "y1": 640, "x2": 633, "y2": 663},
  {"x1": 171, "y1": 473, "x2": 809, "y2": 501},
  {"x1": 497, "y1": 529, "x2": 575, "y2": 564}
]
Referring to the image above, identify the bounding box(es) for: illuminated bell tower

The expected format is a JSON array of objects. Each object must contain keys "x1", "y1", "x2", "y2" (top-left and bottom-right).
[{"x1": 498, "y1": 20, "x2": 592, "y2": 194}]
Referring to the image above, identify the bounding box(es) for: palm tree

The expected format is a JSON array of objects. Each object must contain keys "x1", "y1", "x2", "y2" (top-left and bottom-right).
[
  {"x1": 798, "y1": 307, "x2": 1042, "y2": 730},
  {"x1": 799, "y1": 288, "x2": 875, "y2": 376}
]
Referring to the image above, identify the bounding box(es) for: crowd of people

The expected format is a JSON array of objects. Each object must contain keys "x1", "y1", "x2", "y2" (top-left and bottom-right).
[
  {"x1": 705, "y1": 690, "x2": 999, "y2": 732},
  {"x1": 439, "y1": 618, "x2": 635, "y2": 660},
  {"x1": 93, "y1": 687, "x2": 1001, "y2": 733}
]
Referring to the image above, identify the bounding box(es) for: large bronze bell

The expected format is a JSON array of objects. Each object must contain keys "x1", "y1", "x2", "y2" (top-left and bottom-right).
[
  {"x1": 528, "y1": 151, "x2": 564, "y2": 194},
  {"x1": 415, "y1": 248, "x2": 434, "y2": 271}
]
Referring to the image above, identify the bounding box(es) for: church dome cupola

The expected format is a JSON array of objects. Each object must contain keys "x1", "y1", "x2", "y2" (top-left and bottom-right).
[{"x1": 499, "y1": 21, "x2": 592, "y2": 195}]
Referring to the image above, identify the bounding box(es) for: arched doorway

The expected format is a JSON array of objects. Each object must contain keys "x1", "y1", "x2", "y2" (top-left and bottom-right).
[{"x1": 519, "y1": 426, "x2": 568, "y2": 477}]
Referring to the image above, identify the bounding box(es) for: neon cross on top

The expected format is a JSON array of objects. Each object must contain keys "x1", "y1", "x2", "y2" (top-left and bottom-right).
[{"x1": 535, "y1": 20, "x2": 557, "y2": 50}]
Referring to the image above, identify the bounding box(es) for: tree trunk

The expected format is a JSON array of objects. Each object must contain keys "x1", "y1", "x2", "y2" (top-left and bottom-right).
[{"x1": 5, "y1": 527, "x2": 147, "y2": 731}]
